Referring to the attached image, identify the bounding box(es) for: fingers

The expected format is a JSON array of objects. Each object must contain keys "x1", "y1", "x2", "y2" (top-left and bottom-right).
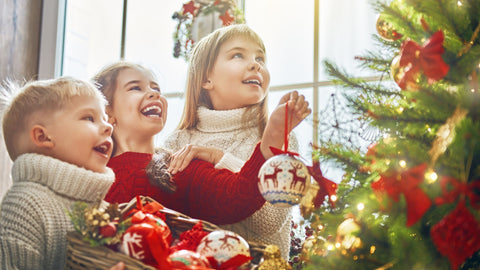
[
  {"x1": 168, "y1": 145, "x2": 224, "y2": 174},
  {"x1": 168, "y1": 145, "x2": 196, "y2": 174}
]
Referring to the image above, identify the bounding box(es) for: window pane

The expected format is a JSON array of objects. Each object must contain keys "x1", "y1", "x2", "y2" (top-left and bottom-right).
[
  {"x1": 125, "y1": 0, "x2": 188, "y2": 95},
  {"x1": 245, "y1": 0, "x2": 314, "y2": 87},
  {"x1": 319, "y1": 0, "x2": 378, "y2": 79},
  {"x1": 62, "y1": 0, "x2": 123, "y2": 79}
]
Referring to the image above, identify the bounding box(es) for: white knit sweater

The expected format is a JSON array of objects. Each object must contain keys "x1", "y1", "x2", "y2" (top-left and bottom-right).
[
  {"x1": 0, "y1": 154, "x2": 115, "y2": 270},
  {"x1": 163, "y1": 106, "x2": 298, "y2": 259}
]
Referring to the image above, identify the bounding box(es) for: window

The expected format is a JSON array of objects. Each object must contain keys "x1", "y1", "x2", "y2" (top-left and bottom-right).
[{"x1": 39, "y1": 0, "x2": 378, "y2": 180}]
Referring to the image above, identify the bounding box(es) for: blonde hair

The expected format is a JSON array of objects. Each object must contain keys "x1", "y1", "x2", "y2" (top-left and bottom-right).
[
  {"x1": 92, "y1": 61, "x2": 156, "y2": 108},
  {"x1": 1, "y1": 77, "x2": 106, "y2": 160},
  {"x1": 178, "y1": 24, "x2": 269, "y2": 135}
]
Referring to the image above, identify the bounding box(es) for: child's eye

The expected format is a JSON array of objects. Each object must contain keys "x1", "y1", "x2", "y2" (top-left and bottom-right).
[
  {"x1": 233, "y1": 53, "x2": 243, "y2": 59},
  {"x1": 256, "y1": 56, "x2": 265, "y2": 63},
  {"x1": 129, "y1": 86, "x2": 141, "y2": 91},
  {"x1": 152, "y1": 86, "x2": 161, "y2": 92},
  {"x1": 83, "y1": 116, "x2": 94, "y2": 122}
]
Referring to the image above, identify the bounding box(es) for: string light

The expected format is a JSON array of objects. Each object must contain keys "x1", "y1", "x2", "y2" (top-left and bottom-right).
[
  {"x1": 357, "y1": 203, "x2": 365, "y2": 211},
  {"x1": 399, "y1": 160, "x2": 407, "y2": 168},
  {"x1": 397, "y1": 107, "x2": 404, "y2": 113},
  {"x1": 370, "y1": 246, "x2": 376, "y2": 254},
  {"x1": 425, "y1": 170, "x2": 438, "y2": 183},
  {"x1": 457, "y1": 0, "x2": 462, "y2": 6},
  {"x1": 331, "y1": 195, "x2": 338, "y2": 202},
  {"x1": 327, "y1": 244, "x2": 335, "y2": 251},
  {"x1": 471, "y1": 88, "x2": 476, "y2": 93},
  {"x1": 335, "y1": 242, "x2": 341, "y2": 249}
]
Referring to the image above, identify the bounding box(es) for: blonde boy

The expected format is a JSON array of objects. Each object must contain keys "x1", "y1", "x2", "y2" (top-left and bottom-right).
[{"x1": 0, "y1": 77, "x2": 114, "y2": 269}]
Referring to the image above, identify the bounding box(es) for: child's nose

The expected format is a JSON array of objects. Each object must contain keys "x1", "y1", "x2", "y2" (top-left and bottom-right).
[
  {"x1": 103, "y1": 121, "x2": 113, "y2": 135},
  {"x1": 249, "y1": 61, "x2": 261, "y2": 71},
  {"x1": 147, "y1": 89, "x2": 160, "y2": 99}
]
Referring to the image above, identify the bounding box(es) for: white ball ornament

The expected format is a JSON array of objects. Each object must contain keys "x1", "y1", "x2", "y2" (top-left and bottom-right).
[
  {"x1": 196, "y1": 230, "x2": 251, "y2": 266},
  {"x1": 258, "y1": 154, "x2": 311, "y2": 207}
]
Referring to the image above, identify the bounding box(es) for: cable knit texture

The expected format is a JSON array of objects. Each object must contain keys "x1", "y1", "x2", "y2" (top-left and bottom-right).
[
  {"x1": 163, "y1": 106, "x2": 298, "y2": 259},
  {"x1": 0, "y1": 154, "x2": 114, "y2": 270}
]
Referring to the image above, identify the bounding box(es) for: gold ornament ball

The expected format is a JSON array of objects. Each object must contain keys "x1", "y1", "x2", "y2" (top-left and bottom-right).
[
  {"x1": 376, "y1": 14, "x2": 402, "y2": 41},
  {"x1": 301, "y1": 235, "x2": 327, "y2": 261},
  {"x1": 390, "y1": 55, "x2": 420, "y2": 90},
  {"x1": 336, "y1": 218, "x2": 363, "y2": 252}
]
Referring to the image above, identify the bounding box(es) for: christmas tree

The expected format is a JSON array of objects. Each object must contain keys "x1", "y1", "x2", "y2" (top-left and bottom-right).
[{"x1": 298, "y1": 0, "x2": 480, "y2": 269}]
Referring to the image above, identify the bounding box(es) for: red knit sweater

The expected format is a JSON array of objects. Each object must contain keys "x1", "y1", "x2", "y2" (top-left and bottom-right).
[{"x1": 104, "y1": 143, "x2": 267, "y2": 225}]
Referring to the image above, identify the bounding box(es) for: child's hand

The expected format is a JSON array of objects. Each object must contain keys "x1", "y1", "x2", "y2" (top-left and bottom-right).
[
  {"x1": 261, "y1": 91, "x2": 311, "y2": 159},
  {"x1": 109, "y1": 262, "x2": 125, "y2": 270},
  {"x1": 168, "y1": 144, "x2": 224, "y2": 174}
]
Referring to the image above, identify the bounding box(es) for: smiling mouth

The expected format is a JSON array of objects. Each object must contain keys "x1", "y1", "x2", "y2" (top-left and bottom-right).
[
  {"x1": 141, "y1": 105, "x2": 162, "y2": 118},
  {"x1": 94, "y1": 142, "x2": 111, "y2": 155},
  {"x1": 242, "y1": 79, "x2": 261, "y2": 86}
]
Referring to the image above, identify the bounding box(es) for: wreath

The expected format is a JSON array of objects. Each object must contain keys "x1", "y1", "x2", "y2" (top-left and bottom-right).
[{"x1": 172, "y1": 0, "x2": 245, "y2": 59}]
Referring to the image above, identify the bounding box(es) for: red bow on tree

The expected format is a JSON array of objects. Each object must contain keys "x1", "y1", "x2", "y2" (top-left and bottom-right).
[
  {"x1": 371, "y1": 163, "x2": 432, "y2": 227},
  {"x1": 397, "y1": 30, "x2": 449, "y2": 90},
  {"x1": 307, "y1": 160, "x2": 338, "y2": 208},
  {"x1": 434, "y1": 176, "x2": 480, "y2": 209}
]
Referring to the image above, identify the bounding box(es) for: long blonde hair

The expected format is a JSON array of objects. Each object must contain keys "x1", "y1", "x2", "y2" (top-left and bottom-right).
[{"x1": 178, "y1": 24, "x2": 269, "y2": 135}]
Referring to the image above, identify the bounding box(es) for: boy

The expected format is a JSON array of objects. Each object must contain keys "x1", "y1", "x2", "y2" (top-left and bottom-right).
[{"x1": 0, "y1": 77, "x2": 115, "y2": 269}]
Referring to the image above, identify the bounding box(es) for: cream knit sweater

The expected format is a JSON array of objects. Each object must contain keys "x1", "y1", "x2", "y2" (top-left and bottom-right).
[
  {"x1": 163, "y1": 106, "x2": 297, "y2": 259},
  {"x1": 0, "y1": 154, "x2": 115, "y2": 270}
]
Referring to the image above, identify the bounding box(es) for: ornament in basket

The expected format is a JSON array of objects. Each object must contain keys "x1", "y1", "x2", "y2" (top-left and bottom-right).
[{"x1": 66, "y1": 196, "x2": 269, "y2": 269}]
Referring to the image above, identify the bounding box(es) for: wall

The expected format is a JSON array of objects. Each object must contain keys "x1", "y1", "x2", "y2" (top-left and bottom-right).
[{"x1": 0, "y1": 0, "x2": 43, "y2": 201}]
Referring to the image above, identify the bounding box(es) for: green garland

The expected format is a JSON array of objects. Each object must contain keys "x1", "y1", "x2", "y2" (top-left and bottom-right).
[{"x1": 172, "y1": 0, "x2": 245, "y2": 59}]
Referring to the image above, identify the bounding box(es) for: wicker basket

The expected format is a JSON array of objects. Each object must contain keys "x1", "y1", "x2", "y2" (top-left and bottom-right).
[{"x1": 66, "y1": 196, "x2": 266, "y2": 269}]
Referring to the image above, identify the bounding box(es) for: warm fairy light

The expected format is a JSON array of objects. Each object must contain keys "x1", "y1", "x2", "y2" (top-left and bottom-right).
[
  {"x1": 425, "y1": 170, "x2": 438, "y2": 183},
  {"x1": 335, "y1": 242, "x2": 341, "y2": 249},
  {"x1": 327, "y1": 244, "x2": 335, "y2": 251},
  {"x1": 370, "y1": 246, "x2": 376, "y2": 254},
  {"x1": 399, "y1": 160, "x2": 407, "y2": 168},
  {"x1": 357, "y1": 203, "x2": 365, "y2": 211},
  {"x1": 331, "y1": 195, "x2": 338, "y2": 202},
  {"x1": 385, "y1": 159, "x2": 391, "y2": 165},
  {"x1": 317, "y1": 224, "x2": 324, "y2": 231},
  {"x1": 353, "y1": 255, "x2": 359, "y2": 260},
  {"x1": 397, "y1": 107, "x2": 404, "y2": 113},
  {"x1": 471, "y1": 88, "x2": 476, "y2": 93},
  {"x1": 457, "y1": 0, "x2": 462, "y2": 6}
]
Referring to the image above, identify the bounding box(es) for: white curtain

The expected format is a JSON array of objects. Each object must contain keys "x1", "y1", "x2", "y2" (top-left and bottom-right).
[{"x1": 0, "y1": 132, "x2": 12, "y2": 204}]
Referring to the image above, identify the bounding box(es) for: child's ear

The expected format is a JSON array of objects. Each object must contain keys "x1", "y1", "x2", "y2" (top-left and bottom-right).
[
  {"x1": 105, "y1": 106, "x2": 117, "y2": 126},
  {"x1": 202, "y1": 79, "x2": 213, "y2": 90},
  {"x1": 30, "y1": 125, "x2": 54, "y2": 148}
]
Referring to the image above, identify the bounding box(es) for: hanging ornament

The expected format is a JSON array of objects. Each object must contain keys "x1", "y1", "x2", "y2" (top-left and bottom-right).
[
  {"x1": 431, "y1": 200, "x2": 480, "y2": 270},
  {"x1": 301, "y1": 235, "x2": 327, "y2": 261},
  {"x1": 390, "y1": 55, "x2": 420, "y2": 91},
  {"x1": 376, "y1": 14, "x2": 403, "y2": 41},
  {"x1": 258, "y1": 102, "x2": 311, "y2": 207},
  {"x1": 258, "y1": 245, "x2": 292, "y2": 270},
  {"x1": 258, "y1": 154, "x2": 311, "y2": 207},
  {"x1": 336, "y1": 217, "x2": 363, "y2": 252}
]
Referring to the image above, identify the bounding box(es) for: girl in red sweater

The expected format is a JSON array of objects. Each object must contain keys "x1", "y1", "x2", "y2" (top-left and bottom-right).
[{"x1": 92, "y1": 61, "x2": 310, "y2": 225}]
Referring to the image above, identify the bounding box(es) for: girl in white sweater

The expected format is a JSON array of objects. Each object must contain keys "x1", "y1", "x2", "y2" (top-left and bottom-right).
[{"x1": 164, "y1": 24, "x2": 304, "y2": 259}]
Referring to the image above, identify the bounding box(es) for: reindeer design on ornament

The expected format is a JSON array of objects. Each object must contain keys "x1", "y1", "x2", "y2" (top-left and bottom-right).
[
  {"x1": 258, "y1": 154, "x2": 311, "y2": 208},
  {"x1": 261, "y1": 161, "x2": 281, "y2": 188}
]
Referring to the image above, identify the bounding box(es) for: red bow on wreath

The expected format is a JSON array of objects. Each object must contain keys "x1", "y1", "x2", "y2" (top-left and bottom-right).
[
  {"x1": 371, "y1": 163, "x2": 432, "y2": 227},
  {"x1": 397, "y1": 30, "x2": 449, "y2": 90}
]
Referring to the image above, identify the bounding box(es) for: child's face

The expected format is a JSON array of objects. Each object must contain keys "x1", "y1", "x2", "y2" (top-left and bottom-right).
[
  {"x1": 108, "y1": 68, "x2": 168, "y2": 138},
  {"x1": 203, "y1": 36, "x2": 270, "y2": 110},
  {"x1": 46, "y1": 95, "x2": 113, "y2": 173}
]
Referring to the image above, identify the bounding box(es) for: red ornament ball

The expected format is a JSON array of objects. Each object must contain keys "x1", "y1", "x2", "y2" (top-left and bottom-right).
[{"x1": 168, "y1": 249, "x2": 211, "y2": 268}]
